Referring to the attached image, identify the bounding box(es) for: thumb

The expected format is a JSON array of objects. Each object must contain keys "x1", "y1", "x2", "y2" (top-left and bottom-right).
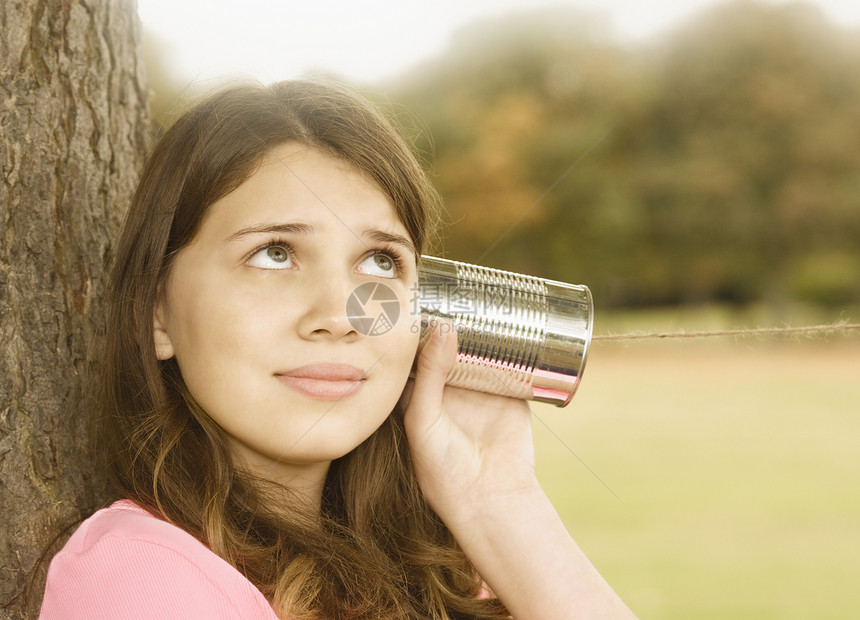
[{"x1": 406, "y1": 320, "x2": 458, "y2": 425}]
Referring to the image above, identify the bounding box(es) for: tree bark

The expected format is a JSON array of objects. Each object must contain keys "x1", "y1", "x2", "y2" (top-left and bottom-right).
[{"x1": 0, "y1": 0, "x2": 149, "y2": 616}]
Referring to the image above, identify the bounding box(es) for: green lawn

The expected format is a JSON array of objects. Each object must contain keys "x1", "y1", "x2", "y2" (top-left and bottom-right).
[{"x1": 532, "y1": 324, "x2": 860, "y2": 619}]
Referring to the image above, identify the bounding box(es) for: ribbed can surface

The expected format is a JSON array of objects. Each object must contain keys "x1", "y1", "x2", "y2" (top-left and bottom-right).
[{"x1": 417, "y1": 256, "x2": 592, "y2": 407}]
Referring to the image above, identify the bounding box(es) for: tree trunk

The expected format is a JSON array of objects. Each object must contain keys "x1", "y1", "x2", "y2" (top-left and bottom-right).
[{"x1": 0, "y1": 0, "x2": 149, "y2": 616}]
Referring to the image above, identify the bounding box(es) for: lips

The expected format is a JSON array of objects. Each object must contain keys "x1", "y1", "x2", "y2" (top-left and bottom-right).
[{"x1": 276, "y1": 363, "x2": 365, "y2": 400}]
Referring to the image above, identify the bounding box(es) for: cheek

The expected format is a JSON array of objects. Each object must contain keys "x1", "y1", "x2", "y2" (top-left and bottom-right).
[
  {"x1": 383, "y1": 318, "x2": 421, "y2": 385},
  {"x1": 166, "y1": 277, "x2": 279, "y2": 378}
]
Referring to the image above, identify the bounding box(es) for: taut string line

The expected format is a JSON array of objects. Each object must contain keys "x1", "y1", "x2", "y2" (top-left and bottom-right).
[{"x1": 592, "y1": 321, "x2": 860, "y2": 342}]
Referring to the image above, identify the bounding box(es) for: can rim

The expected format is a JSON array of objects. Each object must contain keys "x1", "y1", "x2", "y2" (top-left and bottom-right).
[{"x1": 559, "y1": 284, "x2": 594, "y2": 407}]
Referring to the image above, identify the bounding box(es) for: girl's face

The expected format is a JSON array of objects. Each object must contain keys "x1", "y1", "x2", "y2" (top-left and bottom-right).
[{"x1": 153, "y1": 143, "x2": 420, "y2": 486}]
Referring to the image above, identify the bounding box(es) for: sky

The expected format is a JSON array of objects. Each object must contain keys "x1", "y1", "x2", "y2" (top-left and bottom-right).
[{"x1": 137, "y1": 0, "x2": 860, "y2": 87}]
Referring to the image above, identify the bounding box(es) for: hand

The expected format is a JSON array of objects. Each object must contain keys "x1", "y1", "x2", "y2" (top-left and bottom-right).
[
  {"x1": 401, "y1": 320, "x2": 539, "y2": 532},
  {"x1": 401, "y1": 321, "x2": 638, "y2": 619}
]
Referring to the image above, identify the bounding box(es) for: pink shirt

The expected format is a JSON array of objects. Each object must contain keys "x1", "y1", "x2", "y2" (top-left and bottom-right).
[{"x1": 40, "y1": 500, "x2": 279, "y2": 619}]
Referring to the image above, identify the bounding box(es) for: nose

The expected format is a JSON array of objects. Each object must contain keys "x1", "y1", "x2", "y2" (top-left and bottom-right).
[{"x1": 296, "y1": 276, "x2": 360, "y2": 341}]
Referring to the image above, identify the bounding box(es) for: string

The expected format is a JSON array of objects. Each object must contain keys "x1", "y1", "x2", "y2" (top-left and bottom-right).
[{"x1": 592, "y1": 321, "x2": 860, "y2": 342}]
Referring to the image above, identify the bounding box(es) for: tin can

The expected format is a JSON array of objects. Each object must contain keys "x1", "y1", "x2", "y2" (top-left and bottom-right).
[{"x1": 417, "y1": 256, "x2": 593, "y2": 407}]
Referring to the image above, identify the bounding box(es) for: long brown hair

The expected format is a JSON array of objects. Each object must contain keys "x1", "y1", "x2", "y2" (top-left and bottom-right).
[{"x1": 98, "y1": 80, "x2": 508, "y2": 619}]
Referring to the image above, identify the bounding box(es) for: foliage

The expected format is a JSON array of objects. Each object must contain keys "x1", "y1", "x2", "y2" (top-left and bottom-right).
[
  {"x1": 387, "y1": 1, "x2": 860, "y2": 309},
  {"x1": 142, "y1": 1, "x2": 860, "y2": 310}
]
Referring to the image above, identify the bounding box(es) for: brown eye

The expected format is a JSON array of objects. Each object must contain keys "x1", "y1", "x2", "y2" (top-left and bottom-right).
[
  {"x1": 247, "y1": 244, "x2": 294, "y2": 270},
  {"x1": 357, "y1": 253, "x2": 397, "y2": 278},
  {"x1": 267, "y1": 246, "x2": 289, "y2": 263},
  {"x1": 374, "y1": 254, "x2": 393, "y2": 271}
]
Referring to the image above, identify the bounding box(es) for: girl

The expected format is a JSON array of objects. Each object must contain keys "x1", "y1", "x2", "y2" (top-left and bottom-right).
[{"x1": 40, "y1": 80, "x2": 634, "y2": 619}]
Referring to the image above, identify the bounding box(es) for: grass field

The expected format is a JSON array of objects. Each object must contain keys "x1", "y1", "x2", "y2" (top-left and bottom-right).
[{"x1": 532, "y1": 314, "x2": 859, "y2": 619}]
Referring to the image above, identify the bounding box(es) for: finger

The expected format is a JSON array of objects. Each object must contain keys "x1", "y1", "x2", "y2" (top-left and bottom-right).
[{"x1": 406, "y1": 320, "x2": 458, "y2": 425}]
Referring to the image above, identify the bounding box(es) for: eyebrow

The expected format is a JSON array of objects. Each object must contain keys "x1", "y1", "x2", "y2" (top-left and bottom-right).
[
  {"x1": 224, "y1": 223, "x2": 312, "y2": 244},
  {"x1": 224, "y1": 222, "x2": 416, "y2": 257},
  {"x1": 363, "y1": 229, "x2": 416, "y2": 258}
]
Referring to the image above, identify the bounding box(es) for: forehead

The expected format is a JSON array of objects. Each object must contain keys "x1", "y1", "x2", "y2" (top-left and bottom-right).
[{"x1": 199, "y1": 143, "x2": 407, "y2": 240}]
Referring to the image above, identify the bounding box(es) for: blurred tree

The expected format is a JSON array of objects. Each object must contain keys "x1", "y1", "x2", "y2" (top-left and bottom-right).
[
  {"x1": 0, "y1": 0, "x2": 149, "y2": 616},
  {"x1": 637, "y1": 0, "x2": 860, "y2": 309},
  {"x1": 392, "y1": 6, "x2": 622, "y2": 263},
  {"x1": 389, "y1": 1, "x2": 860, "y2": 309}
]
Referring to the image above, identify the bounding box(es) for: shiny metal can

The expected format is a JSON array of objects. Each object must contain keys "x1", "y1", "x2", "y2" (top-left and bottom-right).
[{"x1": 416, "y1": 256, "x2": 593, "y2": 407}]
